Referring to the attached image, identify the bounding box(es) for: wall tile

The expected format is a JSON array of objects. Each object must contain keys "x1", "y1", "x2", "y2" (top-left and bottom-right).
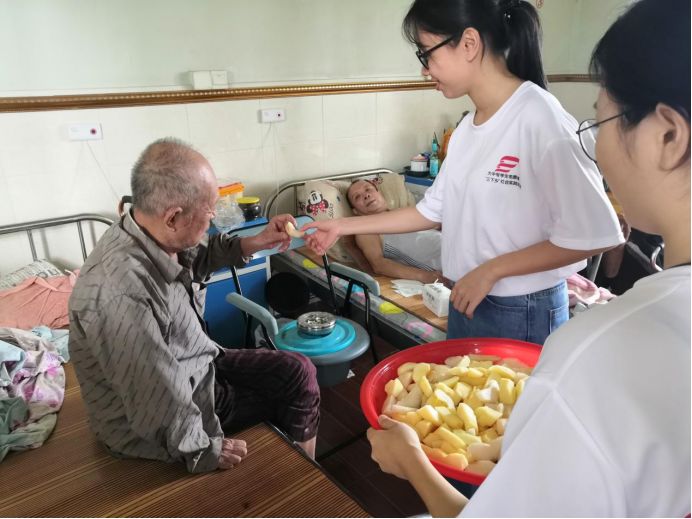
[
  {"x1": 187, "y1": 99, "x2": 262, "y2": 154},
  {"x1": 98, "y1": 104, "x2": 190, "y2": 168},
  {"x1": 323, "y1": 93, "x2": 377, "y2": 139},
  {"x1": 259, "y1": 96, "x2": 323, "y2": 144},
  {"x1": 376, "y1": 90, "x2": 423, "y2": 133},
  {"x1": 258, "y1": 140, "x2": 325, "y2": 202},
  {"x1": 377, "y1": 130, "x2": 424, "y2": 173},
  {"x1": 323, "y1": 136, "x2": 380, "y2": 175},
  {"x1": 549, "y1": 82, "x2": 599, "y2": 121},
  {"x1": 0, "y1": 168, "x2": 17, "y2": 226},
  {"x1": 205, "y1": 147, "x2": 265, "y2": 187},
  {"x1": 420, "y1": 90, "x2": 474, "y2": 137},
  {"x1": 0, "y1": 145, "x2": 48, "y2": 178}
]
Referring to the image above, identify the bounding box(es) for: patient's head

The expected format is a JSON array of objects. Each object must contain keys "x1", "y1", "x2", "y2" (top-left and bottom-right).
[{"x1": 347, "y1": 179, "x2": 387, "y2": 215}]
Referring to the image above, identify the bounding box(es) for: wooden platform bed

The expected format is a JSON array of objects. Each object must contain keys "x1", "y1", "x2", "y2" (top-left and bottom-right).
[
  {"x1": 0, "y1": 364, "x2": 368, "y2": 518},
  {"x1": 0, "y1": 214, "x2": 367, "y2": 518}
]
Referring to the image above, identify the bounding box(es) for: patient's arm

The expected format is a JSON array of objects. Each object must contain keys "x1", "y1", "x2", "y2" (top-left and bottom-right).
[
  {"x1": 341, "y1": 235, "x2": 375, "y2": 273},
  {"x1": 355, "y1": 234, "x2": 441, "y2": 283}
]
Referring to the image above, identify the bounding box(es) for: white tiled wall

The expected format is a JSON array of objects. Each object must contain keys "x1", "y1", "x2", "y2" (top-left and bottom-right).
[{"x1": 0, "y1": 83, "x2": 597, "y2": 272}]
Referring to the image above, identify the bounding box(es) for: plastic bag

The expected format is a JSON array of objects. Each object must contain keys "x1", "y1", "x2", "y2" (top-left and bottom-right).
[{"x1": 213, "y1": 197, "x2": 245, "y2": 233}]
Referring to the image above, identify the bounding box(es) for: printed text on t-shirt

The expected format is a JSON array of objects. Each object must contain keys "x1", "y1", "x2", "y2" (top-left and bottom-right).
[{"x1": 486, "y1": 155, "x2": 521, "y2": 189}]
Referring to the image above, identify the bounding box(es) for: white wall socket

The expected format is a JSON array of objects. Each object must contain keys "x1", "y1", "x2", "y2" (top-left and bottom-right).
[
  {"x1": 67, "y1": 123, "x2": 103, "y2": 141},
  {"x1": 210, "y1": 70, "x2": 228, "y2": 88},
  {"x1": 259, "y1": 108, "x2": 285, "y2": 123},
  {"x1": 190, "y1": 70, "x2": 212, "y2": 90}
]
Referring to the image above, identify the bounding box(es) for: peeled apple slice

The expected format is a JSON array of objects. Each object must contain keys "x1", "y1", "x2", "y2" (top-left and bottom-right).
[{"x1": 285, "y1": 221, "x2": 305, "y2": 238}]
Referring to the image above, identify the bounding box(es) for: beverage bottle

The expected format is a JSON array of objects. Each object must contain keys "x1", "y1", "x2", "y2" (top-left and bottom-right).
[{"x1": 429, "y1": 135, "x2": 440, "y2": 178}]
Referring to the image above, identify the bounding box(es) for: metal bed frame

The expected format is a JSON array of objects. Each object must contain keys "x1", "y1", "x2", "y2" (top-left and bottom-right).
[
  {"x1": 263, "y1": 167, "x2": 398, "y2": 217},
  {"x1": 263, "y1": 167, "x2": 441, "y2": 348},
  {"x1": 0, "y1": 214, "x2": 114, "y2": 263}
]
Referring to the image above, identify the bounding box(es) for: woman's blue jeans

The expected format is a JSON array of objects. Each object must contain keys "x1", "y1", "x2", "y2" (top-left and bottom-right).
[{"x1": 446, "y1": 281, "x2": 569, "y2": 345}]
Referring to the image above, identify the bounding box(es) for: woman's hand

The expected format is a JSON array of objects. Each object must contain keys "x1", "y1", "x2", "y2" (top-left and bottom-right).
[
  {"x1": 366, "y1": 414, "x2": 428, "y2": 480},
  {"x1": 301, "y1": 219, "x2": 343, "y2": 256},
  {"x1": 218, "y1": 437, "x2": 248, "y2": 469},
  {"x1": 451, "y1": 262, "x2": 500, "y2": 318}
]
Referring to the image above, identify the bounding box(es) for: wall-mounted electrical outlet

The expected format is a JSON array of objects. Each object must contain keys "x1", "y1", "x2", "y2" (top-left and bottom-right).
[
  {"x1": 67, "y1": 123, "x2": 103, "y2": 141},
  {"x1": 259, "y1": 108, "x2": 285, "y2": 123},
  {"x1": 210, "y1": 70, "x2": 229, "y2": 88}
]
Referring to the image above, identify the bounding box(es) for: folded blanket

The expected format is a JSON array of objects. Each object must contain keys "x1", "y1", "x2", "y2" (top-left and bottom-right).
[{"x1": 0, "y1": 272, "x2": 77, "y2": 329}]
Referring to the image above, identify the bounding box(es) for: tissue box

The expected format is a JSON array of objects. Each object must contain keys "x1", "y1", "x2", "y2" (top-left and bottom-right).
[{"x1": 422, "y1": 282, "x2": 451, "y2": 318}]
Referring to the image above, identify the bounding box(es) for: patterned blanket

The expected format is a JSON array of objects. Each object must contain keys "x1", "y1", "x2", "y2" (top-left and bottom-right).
[{"x1": 0, "y1": 326, "x2": 68, "y2": 462}]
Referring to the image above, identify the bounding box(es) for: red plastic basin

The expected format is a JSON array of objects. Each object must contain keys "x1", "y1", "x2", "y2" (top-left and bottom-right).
[{"x1": 360, "y1": 338, "x2": 542, "y2": 486}]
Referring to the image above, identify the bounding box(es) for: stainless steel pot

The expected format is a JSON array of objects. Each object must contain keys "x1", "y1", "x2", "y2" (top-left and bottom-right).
[{"x1": 297, "y1": 311, "x2": 337, "y2": 337}]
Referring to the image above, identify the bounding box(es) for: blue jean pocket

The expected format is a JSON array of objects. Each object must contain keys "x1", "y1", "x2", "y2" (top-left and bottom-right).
[
  {"x1": 549, "y1": 302, "x2": 569, "y2": 334},
  {"x1": 474, "y1": 295, "x2": 529, "y2": 341},
  {"x1": 485, "y1": 294, "x2": 528, "y2": 312}
]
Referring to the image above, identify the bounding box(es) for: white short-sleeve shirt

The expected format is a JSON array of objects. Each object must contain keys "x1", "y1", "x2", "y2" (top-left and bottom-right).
[
  {"x1": 460, "y1": 266, "x2": 691, "y2": 517},
  {"x1": 417, "y1": 81, "x2": 624, "y2": 296}
]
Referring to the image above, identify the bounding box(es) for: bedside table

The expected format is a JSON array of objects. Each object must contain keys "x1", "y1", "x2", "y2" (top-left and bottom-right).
[{"x1": 204, "y1": 218, "x2": 270, "y2": 348}]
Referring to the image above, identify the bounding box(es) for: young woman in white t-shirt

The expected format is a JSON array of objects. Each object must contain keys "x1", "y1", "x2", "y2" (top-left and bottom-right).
[
  {"x1": 365, "y1": 0, "x2": 690, "y2": 515},
  {"x1": 304, "y1": 0, "x2": 623, "y2": 345}
]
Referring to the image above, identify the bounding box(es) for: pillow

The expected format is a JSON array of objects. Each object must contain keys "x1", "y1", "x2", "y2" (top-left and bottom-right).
[
  {"x1": 0, "y1": 260, "x2": 63, "y2": 291},
  {"x1": 296, "y1": 180, "x2": 354, "y2": 262},
  {"x1": 363, "y1": 173, "x2": 416, "y2": 210},
  {"x1": 295, "y1": 173, "x2": 416, "y2": 263}
]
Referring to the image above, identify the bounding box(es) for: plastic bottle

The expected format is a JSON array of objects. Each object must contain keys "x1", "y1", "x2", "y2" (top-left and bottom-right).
[
  {"x1": 429, "y1": 134, "x2": 440, "y2": 178},
  {"x1": 213, "y1": 181, "x2": 245, "y2": 233}
]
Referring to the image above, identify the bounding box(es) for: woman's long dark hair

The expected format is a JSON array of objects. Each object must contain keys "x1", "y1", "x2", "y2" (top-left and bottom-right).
[
  {"x1": 590, "y1": 0, "x2": 690, "y2": 127},
  {"x1": 403, "y1": 0, "x2": 547, "y2": 89}
]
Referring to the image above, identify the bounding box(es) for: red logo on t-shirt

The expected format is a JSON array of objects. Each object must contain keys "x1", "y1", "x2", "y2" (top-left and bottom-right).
[{"x1": 495, "y1": 156, "x2": 520, "y2": 174}]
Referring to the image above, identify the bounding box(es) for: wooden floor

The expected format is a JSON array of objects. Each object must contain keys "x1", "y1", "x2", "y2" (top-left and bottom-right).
[{"x1": 314, "y1": 336, "x2": 429, "y2": 518}]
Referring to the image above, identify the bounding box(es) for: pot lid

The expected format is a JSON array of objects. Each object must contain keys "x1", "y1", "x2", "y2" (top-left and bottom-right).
[{"x1": 297, "y1": 311, "x2": 336, "y2": 333}]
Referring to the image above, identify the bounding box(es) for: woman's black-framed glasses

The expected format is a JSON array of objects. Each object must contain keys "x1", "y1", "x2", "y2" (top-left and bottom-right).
[
  {"x1": 576, "y1": 112, "x2": 626, "y2": 163},
  {"x1": 416, "y1": 34, "x2": 458, "y2": 69}
]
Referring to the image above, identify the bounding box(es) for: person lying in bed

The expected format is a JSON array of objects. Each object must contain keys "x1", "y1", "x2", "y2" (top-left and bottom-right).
[
  {"x1": 68, "y1": 138, "x2": 320, "y2": 473},
  {"x1": 346, "y1": 179, "x2": 442, "y2": 283}
]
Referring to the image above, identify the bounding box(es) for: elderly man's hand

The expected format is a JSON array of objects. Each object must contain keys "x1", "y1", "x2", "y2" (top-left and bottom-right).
[
  {"x1": 241, "y1": 214, "x2": 296, "y2": 256},
  {"x1": 259, "y1": 214, "x2": 297, "y2": 252},
  {"x1": 218, "y1": 437, "x2": 248, "y2": 469},
  {"x1": 367, "y1": 414, "x2": 428, "y2": 481}
]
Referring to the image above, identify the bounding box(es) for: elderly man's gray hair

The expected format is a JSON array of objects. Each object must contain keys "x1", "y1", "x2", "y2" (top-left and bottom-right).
[{"x1": 131, "y1": 138, "x2": 210, "y2": 215}]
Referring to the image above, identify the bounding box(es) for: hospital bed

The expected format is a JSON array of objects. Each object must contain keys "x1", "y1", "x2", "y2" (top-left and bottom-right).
[{"x1": 264, "y1": 168, "x2": 448, "y2": 349}]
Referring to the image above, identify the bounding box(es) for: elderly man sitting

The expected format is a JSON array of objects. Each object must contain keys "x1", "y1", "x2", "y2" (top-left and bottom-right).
[
  {"x1": 68, "y1": 138, "x2": 319, "y2": 473},
  {"x1": 346, "y1": 179, "x2": 442, "y2": 283}
]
